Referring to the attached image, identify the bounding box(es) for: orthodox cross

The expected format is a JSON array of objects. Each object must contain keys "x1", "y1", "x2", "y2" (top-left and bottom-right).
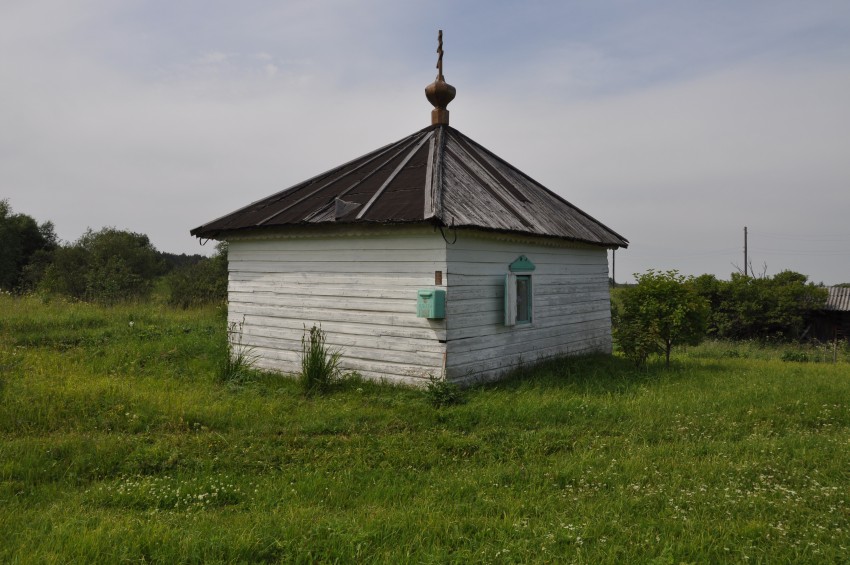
[{"x1": 436, "y1": 30, "x2": 444, "y2": 80}]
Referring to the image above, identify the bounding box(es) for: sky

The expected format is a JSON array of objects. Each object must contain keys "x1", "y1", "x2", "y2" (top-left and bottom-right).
[{"x1": 2, "y1": 0, "x2": 849, "y2": 284}]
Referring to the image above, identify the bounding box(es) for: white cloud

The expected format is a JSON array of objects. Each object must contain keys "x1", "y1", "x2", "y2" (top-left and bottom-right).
[{"x1": 198, "y1": 51, "x2": 229, "y2": 65}]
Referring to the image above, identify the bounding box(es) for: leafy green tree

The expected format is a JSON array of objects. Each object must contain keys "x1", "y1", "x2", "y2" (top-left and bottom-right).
[
  {"x1": 613, "y1": 270, "x2": 709, "y2": 367},
  {"x1": 39, "y1": 245, "x2": 90, "y2": 298},
  {"x1": 19, "y1": 248, "x2": 56, "y2": 290},
  {"x1": 0, "y1": 200, "x2": 57, "y2": 290},
  {"x1": 81, "y1": 228, "x2": 164, "y2": 302},
  {"x1": 40, "y1": 227, "x2": 164, "y2": 303}
]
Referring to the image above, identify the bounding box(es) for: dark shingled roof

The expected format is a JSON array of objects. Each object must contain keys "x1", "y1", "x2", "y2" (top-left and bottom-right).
[{"x1": 191, "y1": 124, "x2": 628, "y2": 248}]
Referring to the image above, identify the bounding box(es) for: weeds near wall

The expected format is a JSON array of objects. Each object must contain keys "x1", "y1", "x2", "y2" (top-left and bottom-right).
[
  {"x1": 218, "y1": 318, "x2": 258, "y2": 384},
  {"x1": 424, "y1": 375, "x2": 464, "y2": 408},
  {"x1": 299, "y1": 324, "x2": 342, "y2": 396}
]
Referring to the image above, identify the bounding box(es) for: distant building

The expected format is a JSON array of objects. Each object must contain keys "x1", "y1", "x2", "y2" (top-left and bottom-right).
[
  {"x1": 810, "y1": 286, "x2": 850, "y2": 341},
  {"x1": 191, "y1": 33, "x2": 628, "y2": 385}
]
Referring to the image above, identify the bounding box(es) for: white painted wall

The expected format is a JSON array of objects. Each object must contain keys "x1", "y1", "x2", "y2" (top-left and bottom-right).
[
  {"x1": 226, "y1": 226, "x2": 447, "y2": 385},
  {"x1": 445, "y1": 231, "x2": 612, "y2": 384},
  {"x1": 225, "y1": 226, "x2": 613, "y2": 386}
]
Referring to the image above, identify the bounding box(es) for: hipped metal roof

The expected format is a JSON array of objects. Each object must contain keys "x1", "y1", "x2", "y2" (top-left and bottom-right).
[{"x1": 191, "y1": 124, "x2": 628, "y2": 248}]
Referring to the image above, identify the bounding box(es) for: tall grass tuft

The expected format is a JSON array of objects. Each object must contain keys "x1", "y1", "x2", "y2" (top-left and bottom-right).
[
  {"x1": 424, "y1": 375, "x2": 464, "y2": 408},
  {"x1": 299, "y1": 324, "x2": 341, "y2": 396},
  {"x1": 218, "y1": 318, "x2": 258, "y2": 384}
]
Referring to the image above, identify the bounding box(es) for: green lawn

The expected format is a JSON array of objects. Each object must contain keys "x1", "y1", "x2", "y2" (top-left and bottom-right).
[{"x1": 1, "y1": 295, "x2": 849, "y2": 563}]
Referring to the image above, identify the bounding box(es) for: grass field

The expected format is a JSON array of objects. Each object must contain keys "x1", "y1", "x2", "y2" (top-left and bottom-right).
[{"x1": 1, "y1": 295, "x2": 849, "y2": 563}]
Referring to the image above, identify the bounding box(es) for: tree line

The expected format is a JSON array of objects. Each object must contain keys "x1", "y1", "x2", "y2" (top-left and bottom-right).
[
  {"x1": 0, "y1": 199, "x2": 226, "y2": 307},
  {"x1": 2, "y1": 199, "x2": 835, "y2": 352},
  {"x1": 613, "y1": 269, "x2": 830, "y2": 367}
]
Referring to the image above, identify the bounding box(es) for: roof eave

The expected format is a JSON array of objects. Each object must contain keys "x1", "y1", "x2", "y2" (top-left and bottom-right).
[
  {"x1": 443, "y1": 223, "x2": 627, "y2": 249},
  {"x1": 190, "y1": 218, "x2": 444, "y2": 241},
  {"x1": 193, "y1": 216, "x2": 628, "y2": 250}
]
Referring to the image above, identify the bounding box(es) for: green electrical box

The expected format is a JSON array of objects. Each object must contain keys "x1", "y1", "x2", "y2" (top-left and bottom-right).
[{"x1": 417, "y1": 289, "x2": 446, "y2": 319}]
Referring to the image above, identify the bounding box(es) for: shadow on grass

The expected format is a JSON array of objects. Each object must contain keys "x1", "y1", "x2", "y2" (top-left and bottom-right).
[{"x1": 474, "y1": 352, "x2": 734, "y2": 397}]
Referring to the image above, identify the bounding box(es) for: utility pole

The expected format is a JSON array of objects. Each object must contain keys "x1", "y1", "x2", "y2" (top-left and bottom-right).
[{"x1": 744, "y1": 226, "x2": 748, "y2": 277}]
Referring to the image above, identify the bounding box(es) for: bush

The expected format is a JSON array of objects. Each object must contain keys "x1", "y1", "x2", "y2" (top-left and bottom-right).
[
  {"x1": 299, "y1": 325, "x2": 342, "y2": 396},
  {"x1": 424, "y1": 375, "x2": 464, "y2": 408},
  {"x1": 40, "y1": 227, "x2": 164, "y2": 303},
  {"x1": 39, "y1": 246, "x2": 89, "y2": 298},
  {"x1": 693, "y1": 271, "x2": 827, "y2": 340},
  {"x1": 781, "y1": 350, "x2": 809, "y2": 363},
  {"x1": 167, "y1": 243, "x2": 228, "y2": 308},
  {"x1": 613, "y1": 270, "x2": 709, "y2": 368}
]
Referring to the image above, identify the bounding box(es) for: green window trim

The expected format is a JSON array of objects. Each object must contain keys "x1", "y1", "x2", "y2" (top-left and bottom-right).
[
  {"x1": 509, "y1": 255, "x2": 536, "y2": 272},
  {"x1": 504, "y1": 272, "x2": 534, "y2": 327},
  {"x1": 504, "y1": 273, "x2": 516, "y2": 326}
]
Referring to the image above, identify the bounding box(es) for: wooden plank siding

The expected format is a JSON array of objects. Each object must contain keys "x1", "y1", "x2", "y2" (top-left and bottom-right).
[
  {"x1": 444, "y1": 233, "x2": 612, "y2": 383},
  {"x1": 227, "y1": 229, "x2": 448, "y2": 385},
  {"x1": 225, "y1": 227, "x2": 614, "y2": 386}
]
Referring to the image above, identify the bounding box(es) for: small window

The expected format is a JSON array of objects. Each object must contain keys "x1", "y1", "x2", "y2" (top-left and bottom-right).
[
  {"x1": 504, "y1": 272, "x2": 534, "y2": 326},
  {"x1": 504, "y1": 255, "x2": 535, "y2": 327},
  {"x1": 516, "y1": 275, "x2": 531, "y2": 323}
]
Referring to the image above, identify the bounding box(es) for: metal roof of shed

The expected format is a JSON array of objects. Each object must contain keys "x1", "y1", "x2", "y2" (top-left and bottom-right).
[
  {"x1": 191, "y1": 124, "x2": 628, "y2": 248},
  {"x1": 825, "y1": 286, "x2": 850, "y2": 312}
]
